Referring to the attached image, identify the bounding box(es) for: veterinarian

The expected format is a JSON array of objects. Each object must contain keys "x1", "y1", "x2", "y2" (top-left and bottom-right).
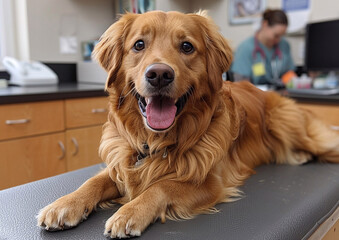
[{"x1": 231, "y1": 9, "x2": 295, "y2": 85}]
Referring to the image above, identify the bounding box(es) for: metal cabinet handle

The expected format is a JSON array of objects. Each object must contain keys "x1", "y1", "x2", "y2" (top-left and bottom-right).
[
  {"x1": 91, "y1": 108, "x2": 107, "y2": 113},
  {"x1": 71, "y1": 137, "x2": 79, "y2": 156},
  {"x1": 5, "y1": 119, "x2": 30, "y2": 125},
  {"x1": 58, "y1": 141, "x2": 65, "y2": 160}
]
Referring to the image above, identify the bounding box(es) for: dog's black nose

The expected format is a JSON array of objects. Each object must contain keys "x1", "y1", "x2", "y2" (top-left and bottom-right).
[{"x1": 145, "y1": 63, "x2": 174, "y2": 88}]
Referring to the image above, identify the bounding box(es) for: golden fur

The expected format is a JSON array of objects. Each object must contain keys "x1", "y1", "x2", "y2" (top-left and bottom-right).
[{"x1": 37, "y1": 11, "x2": 339, "y2": 238}]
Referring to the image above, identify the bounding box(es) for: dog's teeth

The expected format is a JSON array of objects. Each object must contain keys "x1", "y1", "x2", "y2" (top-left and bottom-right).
[{"x1": 145, "y1": 98, "x2": 149, "y2": 104}]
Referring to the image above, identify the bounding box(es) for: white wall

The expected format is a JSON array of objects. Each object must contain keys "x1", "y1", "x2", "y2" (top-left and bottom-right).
[
  {"x1": 10, "y1": 0, "x2": 339, "y2": 66},
  {"x1": 17, "y1": 0, "x2": 115, "y2": 62},
  {"x1": 14, "y1": 0, "x2": 30, "y2": 61},
  {"x1": 156, "y1": 0, "x2": 192, "y2": 12},
  {"x1": 12, "y1": 0, "x2": 190, "y2": 63}
]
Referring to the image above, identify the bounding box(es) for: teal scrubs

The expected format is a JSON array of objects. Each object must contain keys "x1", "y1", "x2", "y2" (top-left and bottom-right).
[{"x1": 231, "y1": 36, "x2": 295, "y2": 85}]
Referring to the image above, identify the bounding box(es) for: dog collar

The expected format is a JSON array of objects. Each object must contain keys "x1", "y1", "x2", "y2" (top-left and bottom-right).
[{"x1": 135, "y1": 143, "x2": 168, "y2": 167}]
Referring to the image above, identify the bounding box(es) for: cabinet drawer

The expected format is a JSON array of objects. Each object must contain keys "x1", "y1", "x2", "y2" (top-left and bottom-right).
[
  {"x1": 0, "y1": 101, "x2": 64, "y2": 141},
  {"x1": 65, "y1": 97, "x2": 108, "y2": 128}
]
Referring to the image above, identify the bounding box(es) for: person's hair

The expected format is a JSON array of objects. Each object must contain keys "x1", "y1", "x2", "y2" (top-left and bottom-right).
[{"x1": 263, "y1": 9, "x2": 288, "y2": 26}]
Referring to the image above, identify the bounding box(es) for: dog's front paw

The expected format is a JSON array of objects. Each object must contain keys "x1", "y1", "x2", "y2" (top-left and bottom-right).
[
  {"x1": 37, "y1": 194, "x2": 94, "y2": 231},
  {"x1": 104, "y1": 202, "x2": 159, "y2": 239}
]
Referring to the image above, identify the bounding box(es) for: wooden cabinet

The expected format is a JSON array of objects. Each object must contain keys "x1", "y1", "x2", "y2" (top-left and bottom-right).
[
  {"x1": 297, "y1": 103, "x2": 339, "y2": 126},
  {"x1": 0, "y1": 101, "x2": 64, "y2": 141},
  {"x1": 0, "y1": 97, "x2": 107, "y2": 190},
  {"x1": 66, "y1": 125, "x2": 103, "y2": 171},
  {"x1": 0, "y1": 133, "x2": 66, "y2": 189},
  {"x1": 65, "y1": 97, "x2": 108, "y2": 128},
  {"x1": 65, "y1": 97, "x2": 107, "y2": 171}
]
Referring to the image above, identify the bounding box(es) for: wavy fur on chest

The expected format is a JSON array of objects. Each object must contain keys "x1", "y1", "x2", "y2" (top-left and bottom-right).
[{"x1": 99, "y1": 85, "x2": 238, "y2": 204}]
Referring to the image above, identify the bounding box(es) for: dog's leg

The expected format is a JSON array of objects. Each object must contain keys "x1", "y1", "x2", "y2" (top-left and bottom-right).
[
  {"x1": 104, "y1": 175, "x2": 224, "y2": 238},
  {"x1": 37, "y1": 168, "x2": 119, "y2": 231}
]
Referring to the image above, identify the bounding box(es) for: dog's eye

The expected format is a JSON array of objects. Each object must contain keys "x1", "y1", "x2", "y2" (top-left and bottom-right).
[
  {"x1": 133, "y1": 40, "x2": 145, "y2": 51},
  {"x1": 181, "y1": 42, "x2": 194, "y2": 54}
]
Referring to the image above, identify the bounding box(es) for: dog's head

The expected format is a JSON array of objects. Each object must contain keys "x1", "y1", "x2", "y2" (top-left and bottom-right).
[{"x1": 93, "y1": 11, "x2": 232, "y2": 132}]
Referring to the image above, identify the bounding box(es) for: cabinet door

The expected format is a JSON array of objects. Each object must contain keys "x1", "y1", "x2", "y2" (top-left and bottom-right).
[
  {"x1": 0, "y1": 133, "x2": 66, "y2": 190},
  {"x1": 66, "y1": 125, "x2": 103, "y2": 171}
]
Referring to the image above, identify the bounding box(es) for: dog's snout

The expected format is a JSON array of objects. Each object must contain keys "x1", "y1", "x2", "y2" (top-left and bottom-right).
[{"x1": 145, "y1": 64, "x2": 174, "y2": 88}]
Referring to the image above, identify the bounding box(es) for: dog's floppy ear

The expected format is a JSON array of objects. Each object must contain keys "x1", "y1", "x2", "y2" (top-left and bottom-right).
[
  {"x1": 190, "y1": 11, "x2": 233, "y2": 91},
  {"x1": 92, "y1": 13, "x2": 136, "y2": 89}
]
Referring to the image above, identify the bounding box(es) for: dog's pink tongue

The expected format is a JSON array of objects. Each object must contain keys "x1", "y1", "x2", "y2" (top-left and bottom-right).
[{"x1": 146, "y1": 96, "x2": 177, "y2": 130}]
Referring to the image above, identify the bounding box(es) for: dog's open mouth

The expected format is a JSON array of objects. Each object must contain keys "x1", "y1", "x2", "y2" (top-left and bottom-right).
[{"x1": 137, "y1": 90, "x2": 191, "y2": 131}]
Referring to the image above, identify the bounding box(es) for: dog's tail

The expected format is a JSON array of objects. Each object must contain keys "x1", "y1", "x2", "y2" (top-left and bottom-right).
[{"x1": 265, "y1": 93, "x2": 339, "y2": 164}]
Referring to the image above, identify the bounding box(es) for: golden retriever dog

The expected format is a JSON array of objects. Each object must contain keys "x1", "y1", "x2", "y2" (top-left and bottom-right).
[{"x1": 37, "y1": 11, "x2": 339, "y2": 238}]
